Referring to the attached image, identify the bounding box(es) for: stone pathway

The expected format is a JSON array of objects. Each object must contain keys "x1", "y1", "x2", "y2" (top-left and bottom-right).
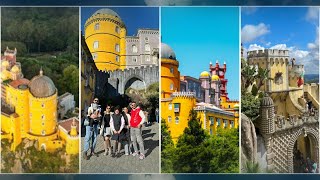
[{"x1": 80, "y1": 123, "x2": 160, "y2": 173}]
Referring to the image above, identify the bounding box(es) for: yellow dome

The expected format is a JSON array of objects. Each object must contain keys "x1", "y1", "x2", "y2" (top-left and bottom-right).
[
  {"x1": 2, "y1": 61, "x2": 9, "y2": 68},
  {"x1": 200, "y1": 71, "x2": 210, "y2": 78},
  {"x1": 1, "y1": 70, "x2": 10, "y2": 80},
  {"x1": 211, "y1": 75, "x2": 220, "y2": 81},
  {"x1": 11, "y1": 65, "x2": 20, "y2": 73}
]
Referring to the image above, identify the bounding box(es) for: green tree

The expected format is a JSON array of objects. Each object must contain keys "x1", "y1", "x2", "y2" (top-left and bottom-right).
[
  {"x1": 241, "y1": 92, "x2": 261, "y2": 121},
  {"x1": 172, "y1": 110, "x2": 209, "y2": 173},
  {"x1": 208, "y1": 127, "x2": 239, "y2": 173},
  {"x1": 161, "y1": 118, "x2": 175, "y2": 173},
  {"x1": 59, "y1": 65, "x2": 79, "y2": 105}
]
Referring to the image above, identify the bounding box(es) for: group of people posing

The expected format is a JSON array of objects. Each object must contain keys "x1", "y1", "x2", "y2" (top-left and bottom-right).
[{"x1": 83, "y1": 98, "x2": 146, "y2": 160}]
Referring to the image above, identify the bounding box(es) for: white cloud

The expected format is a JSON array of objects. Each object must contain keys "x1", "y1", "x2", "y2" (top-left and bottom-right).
[
  {"x1": 306, "y1": 7, "x2": 319, "y2": 21},
  {"x1": 129, "y1": 175, "x2": 176, "y2": 180},
  {"x1": 247, "y1": 44, "x2": 265, "y2": 51},
  {"x1": 265, "y1": 42, "x2": 271, "y2": 46},
  {"x1": 241, "y1": 23, "x2": 270, "y2": 43}
]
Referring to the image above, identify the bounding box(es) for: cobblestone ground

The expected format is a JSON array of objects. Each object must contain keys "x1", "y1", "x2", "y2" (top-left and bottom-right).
[{"x1": 81, "y1": 123, "x2": 160, "y2": 173}]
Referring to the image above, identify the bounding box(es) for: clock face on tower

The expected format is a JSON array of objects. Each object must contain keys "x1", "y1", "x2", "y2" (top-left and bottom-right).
[{"x1": 219, "y1": 71, "x2": 224, "y2": 76}]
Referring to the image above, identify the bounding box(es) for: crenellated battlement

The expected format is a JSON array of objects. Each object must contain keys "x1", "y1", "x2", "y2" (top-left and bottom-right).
[
  {"x1": 171, "y1": 91, "x2": 196, "y2": 98},
  {"x1": 247, "y1": 49, "x2": 289, "y2": 58},
  {"x1": 289, "y1": 64, "x2": 304, "y2": 77}
]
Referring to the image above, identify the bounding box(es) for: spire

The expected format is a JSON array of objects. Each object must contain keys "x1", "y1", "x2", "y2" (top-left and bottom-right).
[
  {"x1": 210, "y1": 61, "x2": 212, "y2": 65},
  {"x1": 39, "y1": 67, "x2": 43, "y2": 76}
]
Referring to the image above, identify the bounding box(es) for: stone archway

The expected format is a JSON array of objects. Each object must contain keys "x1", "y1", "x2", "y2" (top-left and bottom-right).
[
  {"x1": 124, "y1": 75, "x2": 147, "y2": 93},
  {"x1": 287, "y1": 127, "x2": 319, "y2": 173}
]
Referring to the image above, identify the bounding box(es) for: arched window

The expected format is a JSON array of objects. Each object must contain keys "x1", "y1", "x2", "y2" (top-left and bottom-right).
[
  {"x1": 132, "y1": 57, "x2": 137, "y2": 62},
  {"x1": 116, "y1": 55, "x2": 120, "y2": 62},
  {"x1": 92, "y1": 53, "x2": 97, "y2": 60},
  {"x1": 132, "y1": 45, "x2": 137, "y2": 53},
  {"x1": 115, "y1": 44, "x2": 120, "y2": 52},
  {"x1": 145, "y1": 44, "x2": 150, "y2": 52},
  {"x1": 175, "y1": 117, "x2": 179, "y2": 124},
  {"x1": 170, "y1": 67, "x2": 174, "y2": 74},
  {"x1": 115, "y1": 26, "x2": 120, "y2": 34},
  {"x1": 170, "y1": 83, "x2": 174, "y2": 90},
  {"x1": 94, "y1": 23, "x2": 100, "y2": 30},
  {"x1": 168, "y1": 116, "x2": 172, "y2": 123},
  {"x1": 169, "y1": 103, "x2": 172, "y2": 110},
  {"x1": 93, "y1": 41, "x2": 99, "y2": 49}
]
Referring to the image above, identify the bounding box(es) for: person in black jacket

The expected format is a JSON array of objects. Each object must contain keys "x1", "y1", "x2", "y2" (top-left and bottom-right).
[
  {"x1": 100, "y1": 105, "x2": 112, "y2": 156},
  {"x1": 110, "y1": 106, "x2": 125, "y2": 157},
  {"x1": 122, "y1": 106, "x2": 131, "y2": 155}
]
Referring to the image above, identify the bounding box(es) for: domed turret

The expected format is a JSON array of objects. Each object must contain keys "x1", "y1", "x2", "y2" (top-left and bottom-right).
[
  {"x1": 261, "y1": 93, "x2": 274, "y2": 107},
  {"x1": 161, "y1": 43, "x2": 176, "y2": 60},
  {"x1": 29, "y1": 69, "x2": 56, "y2": 98},
  {"x1": 211, "y1": 75, "x2": 220, "y2": 81},
  {"x1": 93, "y1": 8, "x2": 121, "y2": 20},
  {"x1": 200, "y1": 71, "x2": 210, "y2": 78},
  {"x1": 259, "y1": 93, "x2": 275, "y2": 135},
  {"x1": 2, "y1": 61, "x2": 9, "y2": 69},
  {"x1": 1, "y1": 69, "x2": 10, "y2": 81},
  {"x1": 11, "y1": 65, "x2": 20, "y2": 73}
]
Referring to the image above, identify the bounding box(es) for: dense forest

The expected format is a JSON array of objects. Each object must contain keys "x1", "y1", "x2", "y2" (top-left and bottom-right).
[{"x1": 1, "y1": 7, "x2": 79, "y2": 105}]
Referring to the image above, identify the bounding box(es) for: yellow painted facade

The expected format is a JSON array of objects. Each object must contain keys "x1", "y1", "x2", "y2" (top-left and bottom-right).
[
  {"x1": 161, "y1": 58, "x2": 180, "y2": 98},
  {"x1": 84, "y1": 9, "x2": 126, "y2": 71},
  {"x1": 161, "y1": 95, "x2": 196, "y2": 142},
  {"x1": 1, "y1": 50, "x2": 79, "y2": 155},
  {"x1": 161, "y1": 43, "x2": 239, "y2": 144}
]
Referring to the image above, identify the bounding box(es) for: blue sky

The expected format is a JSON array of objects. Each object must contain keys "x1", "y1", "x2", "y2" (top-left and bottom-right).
[
  {"x1": 241, "y1": 7, "x2": 319, "y2": 74},
  {"x1": 81, "y1": 7, "x2": 159, "y2": 36},
  {"x1": 161, "y1": 7, "x2": 240, "y2": 100}
]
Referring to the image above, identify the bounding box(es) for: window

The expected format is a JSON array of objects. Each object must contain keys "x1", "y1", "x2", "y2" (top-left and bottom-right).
[
  {"x1": 132, "y1": 57, "x2": 137, "y2": 62},
  {"x1": 116, "y1": 55, "x2": 120, "y2": 62},
  {"x1": 42, "y1": 115, "x2": 45, "y2": 120},
  {"x1": 169, "y1": 103, "x2": 172, "y2": 110},
  {"x1": 42, "y1": 122, "x2": 45, "y2": 126},
  {"x1": 228, "y1": 105, "x2": 231, "y2": 108},
  {"x1": 41, "y1": 130, "x2": 46, "y2": 136},
  {"x1": 170, "y1": 83, "x2": 174, "y2": 90},
  {"x1": 210, "y1": 128, "x2": 213, "y2": 135},
  {"x1": 174, "y1": 103, "x2": 180, "y2": 113},
  {"x1": 209, "y1": 116, "x2": 214, "y2": 126},
  {"x1": 92, "y1": 53, "x2": 97, "y2": 60},
  {"x1": 170, "y1": 67, "x2": 174, "y2": 74},
  {"x1": 175, "y1": 117, "x2": 179, "y2": 124},
  {"x1": 230, "y1": 121, "x2": 234, "y2": 128},
  {"x1": 132, "y1": 45, "x2": 137, "y2": 53},
  {"x1": 115, "y1": 26, "x2": 120, "y2": 34},
  {"x1": 41, "y1": 103, "x2": 45, "y2": 108},
  {"x1": 115, "y1": 44, "x2": 120, "y2": 52},
  {"x1": 217, "y1": 119, "x2": 221, "y2": 127},
  {"x1": 224, "y1": 120, "x2": 228, "y2": 128},
  {"x1": 94, "y1": 23, "x2": 100, "y2": 30},
  {"x1": 93, "y1": 41, "x2": 99, "y2": 49},
  {"x1": 145, "y1": 44, "x2": 150, "y2": 52},
  {"x1": 146, "y1": 56, "x2": 150, "y2": 61},
  {"x1": 168, "y1": 116, "x2": 172, "y2": 123},
  {"x1": 145, "y1": 37, "x2": 149, "y2": 42}
]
